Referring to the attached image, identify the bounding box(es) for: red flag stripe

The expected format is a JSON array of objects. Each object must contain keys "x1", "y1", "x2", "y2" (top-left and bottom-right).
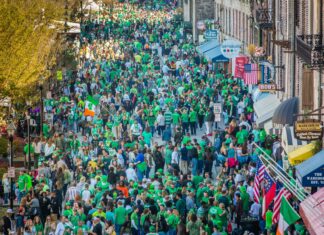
[
  {"x1": 243, "y1": 63, "x2": 258, "y2": 85},
  {"x1": 272, "y1": 188, "x2": 292, "y2": 223}
]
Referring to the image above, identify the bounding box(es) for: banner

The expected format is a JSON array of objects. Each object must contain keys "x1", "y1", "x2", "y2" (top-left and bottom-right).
[{"x1": 234, "y1": 56, "x2": 249, "y2": 79}]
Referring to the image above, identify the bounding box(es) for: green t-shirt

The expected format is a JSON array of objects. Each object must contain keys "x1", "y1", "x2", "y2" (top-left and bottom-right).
[
  {"x1": 114, "y1": 206, "x2": 127, "y2": 225},
  {"x1": 18, "y1": 175, "x2": 26, "y2": 191},
  {"x1": 181, "y1": 112, "x2": 189, "y2": 123},
  {"x1": 24, "y1": 144, "x2": 35, "y2": 155},
  {"x1": 172, "y1": 112, "x2": 180, "y2": 125},
  {"x1": 189, "y1": 111, "x2": 197, "y2": 122},
  {"x1": 265, "y1": 210, "x2": 273, "y2": 229},
  {"x1": 167, "y1": 214, "x2": 179, "y2": 229},
  {"x1": 142, "y1": 131, "x2": 152, "y2": 145},
  {"x1": 131, "y1": 211, "x2": 139, "y2": 227}
]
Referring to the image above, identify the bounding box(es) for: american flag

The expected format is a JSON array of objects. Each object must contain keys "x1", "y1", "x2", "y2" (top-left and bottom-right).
[
  {"x1": 244, "y1": 63, "x2": 258, "y2": 85},
  {"x1": 253, "y1": 158, "x2": 266, "y2": 203},
  {"x1": 272, "y1": 182, "x2": 292, "y2": 223},
  {"x1": 262, "y1": 170, "x2": 276, "y2": 219}
]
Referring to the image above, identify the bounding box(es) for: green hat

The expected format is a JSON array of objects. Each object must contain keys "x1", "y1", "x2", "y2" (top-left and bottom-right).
[
  {"x1": 66, "y1": 202, "x2": 71, "y2": 206},
  {"x1": 97, "y1": 205, "x2": 103, "y2": 209},
  {"x1": 63, "y1": 210, "x2": 70, "y2": 217}
]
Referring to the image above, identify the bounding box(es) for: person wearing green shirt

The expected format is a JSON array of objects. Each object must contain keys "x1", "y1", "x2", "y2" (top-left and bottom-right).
[
  {"x1": 181, "y1": 109, "x2": 189, "y2": 134},
  {"x1": 114, "y1": 201, "x2": 127, "y2": 234},
  {"x1": 142, "y1": 127, "x2": 153, "y2": 147},
  {"x1": 189, "y1": 110, "x2": 197, "y2": 135},
  {"x1": 131, "y1": 207, "x2": 139, "y2": 234},
  {"x1": 166, "y1": 209, "x2": 180, "y2": 234},
  {"x1": 236, "y1": 126, "x2": 249, "y2": 145},
  {"x1": 17, "y1": 171, "x2": 27, "y2": 203},
  {"x1": 265, "y1": 208, "x2": 273, "y2": 231}
]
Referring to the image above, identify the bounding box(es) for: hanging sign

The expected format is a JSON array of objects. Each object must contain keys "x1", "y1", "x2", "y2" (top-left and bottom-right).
[
  {"x1": 234, "y1": 56, "x2": 249, "y2": 79},
  {"x1": 294, "y1": 119, "x2": 323, "y2": 140},
  {"x1": 8, "y1": 167, "x2": 15, "y2": 178},
  {"x1": 213, "y1": 103, "x2": 222, "y2": 122},
  {"x1": 258, "y1": 84, "x2": 277, "y2": 92},
  {"x1": 204, "y1": 30, "x2": 218, "y2": 40},
  {"x1": 220, "y1": 39, "x2": 242, "y2": 59},
  {"x1": 297, "y1": 167, "x2": 324, "y2": 187}
]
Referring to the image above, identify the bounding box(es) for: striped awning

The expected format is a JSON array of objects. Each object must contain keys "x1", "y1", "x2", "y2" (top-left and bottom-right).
[
  {"x1": 281, "y1": 126, "x2": 308, "y2": 154},
  {"x1": 267, "y1": 127, "x2": 281, "y2": 136}
]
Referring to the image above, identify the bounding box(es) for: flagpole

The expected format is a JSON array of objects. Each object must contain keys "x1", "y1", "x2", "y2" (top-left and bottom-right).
[{"x1": 253, "y1": 142, "x2": 323, "y2": 217}]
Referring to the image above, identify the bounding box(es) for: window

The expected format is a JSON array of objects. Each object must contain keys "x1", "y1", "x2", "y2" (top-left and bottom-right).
[{"x1": 302, "y1": 65, "x2": 314, "y2": 110}]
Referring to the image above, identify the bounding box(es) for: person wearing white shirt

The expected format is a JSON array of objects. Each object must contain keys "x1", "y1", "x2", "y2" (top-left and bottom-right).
[
  {"x1": 171, "y1": 147, "x2": 180, "y2": 171},
  {"x1": 81, "y1": 184, "x2": 91, "y2": 202},
  {"x1": 126, "y1": 163, "x2": 137, "y2": 182},
  {"x1": 246, "y1": 181, "x2": 254, "y2": 201},
  {"x1": 249, "y1": 201, "x2": 261, "y2": 219},
  {"x1": 55, "y1": 217, "x2": 66, "y2": 235}
]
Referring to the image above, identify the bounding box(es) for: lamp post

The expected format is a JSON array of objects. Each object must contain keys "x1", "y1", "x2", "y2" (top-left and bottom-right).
[
  {"x1": 39, "y1": 76, "x2": 44, "y2": 137},
  {"x1": 26, "y1": 101, "x2": 31, "y2": 171},
  {"x1": 80, "y1": 0, "x2": 83, "y2": 46},
  {"x1": 7, "y1": 121, "x2": 16, "y2": 209}
]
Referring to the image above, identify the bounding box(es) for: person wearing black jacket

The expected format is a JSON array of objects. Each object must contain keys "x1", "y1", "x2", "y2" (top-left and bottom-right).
[
  {"x1": 39, "y1": 191, "x2": 51, "y2": 224},
  {"x1": 50, "y1": 191, "x2": 60, "y2": 218},
  {"x1": 2, "y1": 209, "x2": 13, "y2": 235}
]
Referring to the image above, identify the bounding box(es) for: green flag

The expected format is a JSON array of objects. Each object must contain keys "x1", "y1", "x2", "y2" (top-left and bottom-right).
[{"x1": 276, "y1": 197, "x2": 300, "y2": 235}]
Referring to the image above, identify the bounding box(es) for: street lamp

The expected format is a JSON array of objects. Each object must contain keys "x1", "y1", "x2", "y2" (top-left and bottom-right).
[
  {"x1": 26, "y1": 101, "x2": 32, "y2": 171},
  {"x1": 39, "y1": 76, "x2": 44, "y2": 136},
  {"x1": 7, "y1": 121, "x2": 16, "y2": 209}
]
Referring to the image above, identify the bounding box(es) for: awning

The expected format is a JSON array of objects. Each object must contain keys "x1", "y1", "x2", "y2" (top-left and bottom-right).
[
  {"x1": 299, "y1": 187, "x2": 324, "y2": 235},
  {"x1": 196, "y1": 40, "x2": 219, "y2": 54},
  {"x1": 287, "y1": 143, "x2": 316, "y2": 166},
  {"x1": 272, "y1": 97, "x2": 299, "y2": 126},
  {"x1": 296, "y1": 150, "x2": 324, "y2": 187},
  {"x1": 252, "y1": 87, "x2": 270, "y2": 102},
  {"x1": 281, "y1": 126, "x2": 308, "y2": 154},
  {"x1": 204, "y1": 46, "x2": 229, "y2": 63},
  {"x1": 267, "y1": 127, "x2": 282, "y2": 136},
  {"x1": 253, "y1": 94, "x2": 281, "y2": 127}
]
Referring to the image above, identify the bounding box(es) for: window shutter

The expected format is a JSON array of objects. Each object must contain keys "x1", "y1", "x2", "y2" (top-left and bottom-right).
[{"x1": 302, "y1": 66, "x2": 314, "y2": 110}]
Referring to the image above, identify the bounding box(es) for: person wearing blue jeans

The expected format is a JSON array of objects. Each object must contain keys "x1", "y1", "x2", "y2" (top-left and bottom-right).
[{"x1": 191, "y1": 157, "x2": 198, "y2": 176}]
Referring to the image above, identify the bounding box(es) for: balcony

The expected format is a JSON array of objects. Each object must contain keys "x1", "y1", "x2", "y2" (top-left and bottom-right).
[
  {"x1": 296, "y1": 34, "x2": 324, "y2": 69},
  {"x1": 255, "y1": 9, "x2": 273, "y2": 30}
]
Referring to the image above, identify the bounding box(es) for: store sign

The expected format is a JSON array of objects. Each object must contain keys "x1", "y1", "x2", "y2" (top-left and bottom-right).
[
  {"x1": 214, "y1": 103, "x2": 222, "y2": 122},
  {"x1": 196, "y1": 21, "x2": 205, "y2": 30},
  {"x1": 221, "y1": 39, "x2": 241, "y2": 59},
  {"x1": 8, "y1": 167, "x2": 15, "y2": 178},
  {"x1": 204, "y1": 30, "x2": 218, "y2": 40},
  {"x1": 234, "y1": 56, "x2": 249, "y2": 79},
  {"x1": 294, "y1": 120, "x2": 323, "y2": 140},
  {"x1": 297, "y1": 168, "x2": 324, "y2": 187},
  {"x1": 258, "y1": 84, "x2": 277, "y2": 92}
]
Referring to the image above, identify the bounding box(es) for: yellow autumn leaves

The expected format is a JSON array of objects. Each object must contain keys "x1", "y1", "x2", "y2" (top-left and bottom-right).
[{"x1": 0, "y1": 0, "x2": 78, "y2": 103}]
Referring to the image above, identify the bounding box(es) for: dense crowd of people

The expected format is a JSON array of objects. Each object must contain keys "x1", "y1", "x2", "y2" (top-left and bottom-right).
[{"x1": 0, "y1": 1, "x2": 301, "y2": 235}]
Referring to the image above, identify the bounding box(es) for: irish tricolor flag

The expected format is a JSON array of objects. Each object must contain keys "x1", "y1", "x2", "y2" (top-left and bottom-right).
[
  {"x1": 276, "y1": 197, "x2": 300, "y2": 235},
  {"x1": 84, "y1": 96, "x2": 99, "y2": 117}
]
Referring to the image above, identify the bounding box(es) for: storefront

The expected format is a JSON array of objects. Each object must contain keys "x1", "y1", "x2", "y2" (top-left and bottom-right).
[{"x1": 296, "y1": 150, "x2": 324, "y2": 187}]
